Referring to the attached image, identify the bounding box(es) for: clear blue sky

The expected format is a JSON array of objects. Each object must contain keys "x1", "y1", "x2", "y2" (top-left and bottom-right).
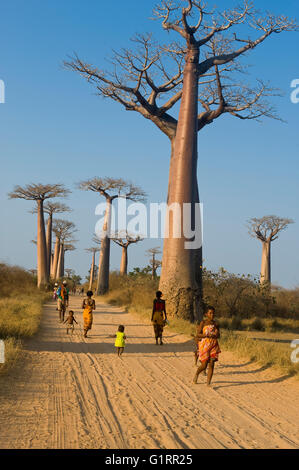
[{"x1": 0, "y1": 0, "x2": 298, "y2": 287}]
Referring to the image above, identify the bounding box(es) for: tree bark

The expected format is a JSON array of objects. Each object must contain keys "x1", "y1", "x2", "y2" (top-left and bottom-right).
[
  {"x1": 57, "y1": 242, "x2": 64, "y2": 279},
  {"x1": 37, "y1": 200, "x2": 48, "y2": 287},
  {"x1": 120, "y1": 246, "x2": 128, "y2": 276},
  {"x1": 89, "y1": 252, "x2": 95, "y2": 290},
  {"x1": 159, "y1": 46, "x2": 201, "y2": 322},
  {"x1": 45, "y1": 214, "x2": 52, "y2": 279},
  {"x1": 260, "y1": 241, "x2": 271, "y2": 286},
  {"x1": 52, "y1": 236, "x2": 60, "y2": 279},
  {"x1": 96, "y1": 198, "x2": 112, "y2": 295}
]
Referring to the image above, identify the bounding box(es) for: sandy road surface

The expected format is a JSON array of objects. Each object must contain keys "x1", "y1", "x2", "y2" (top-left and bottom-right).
[{"x1": 0, "y1": 296, "x2": 298, "y2": 449}]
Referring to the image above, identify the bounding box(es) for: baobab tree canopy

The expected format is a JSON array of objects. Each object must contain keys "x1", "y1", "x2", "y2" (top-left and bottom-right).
[
  {"x1": 78, "y1": 177, "x2": 147, "y2": 202},
  {"x1": 248, "y1": 216, "x2": 294, "y2": 243},
  {"x1": 64, "y1": 1, "x2": 297, "y2": 139},
  {"x1": 8, "y1": 184, "x2": 70, "y2": 202}
]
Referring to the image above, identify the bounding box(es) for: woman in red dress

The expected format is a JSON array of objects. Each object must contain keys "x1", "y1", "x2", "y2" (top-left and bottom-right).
[{"x1": 193, "y1": 306, "x2": 221, "y2": 386}]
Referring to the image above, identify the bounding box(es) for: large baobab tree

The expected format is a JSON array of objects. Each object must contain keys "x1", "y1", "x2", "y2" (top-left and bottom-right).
[
  {"x1": 31, "y1": 202, "x2": 71, "y2": 278},
  {"x1": 248, "y1": 216, "x2": 294, "y2": 287},
  {"x1": 86, "y1": 246, "x2": 100, "y2": 290},
  {"x1": 146, "y1": 247, "x2": 162, "y2": 279},
  {"x1": 8, "y1": 184, "x2": 70, "y2": 287},
  {"x1": 78, "y1": 178, "x2": 146, "y2": 294},
  {"x1": 112, "y1": 232, "x2": 144, "y2": 275},
  {"x1": 65, "y1": 1, "x2": 297, "y2": 320}
]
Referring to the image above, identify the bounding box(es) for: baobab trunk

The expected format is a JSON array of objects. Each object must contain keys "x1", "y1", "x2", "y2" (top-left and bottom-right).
[
  {"x1": 52, "y1": 237, "x2": 60, "y2": 279},
  {"x1": 120, "y1": 246, "x2": 128, "y2": 276},
  {"x1": 57, "y1": 242, "x2": 64, "y2": 279},
  {"x1": 96, "y1": 199, "x2": 112, "y2": 295},
  {"x1": 37, "y1": 200, "x2": 48, "y2": 287},
  {"x1": 46, "y1": 214, "x2": 52, "y2": 278},
  {"x1": 260, "y1": 241, "x2": 271, "y2": 286},
  {"x1": 89, "y1": 252, "x2": 95, "y2": 290},
  {"x1": 159, "y1": 45, "x2": 201, "y2": 322}
]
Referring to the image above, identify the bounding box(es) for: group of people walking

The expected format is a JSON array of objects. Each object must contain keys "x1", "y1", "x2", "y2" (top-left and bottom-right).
[{"x1": 53, "y1": 284, "x2": 221, "y2": 385}]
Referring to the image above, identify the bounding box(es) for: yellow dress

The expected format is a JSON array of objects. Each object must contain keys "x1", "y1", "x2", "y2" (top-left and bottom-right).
[
  {"x1": 115, "y1": 332, "x2": 125, "y2": 348},
  {"x1": 82, "y1": 298, "x2": 95, "y2": 331}
]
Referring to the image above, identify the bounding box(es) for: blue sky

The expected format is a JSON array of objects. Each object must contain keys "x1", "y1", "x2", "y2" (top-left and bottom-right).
[{"x1": 0, "y1": 0, "x2": 298, "y2": 287}]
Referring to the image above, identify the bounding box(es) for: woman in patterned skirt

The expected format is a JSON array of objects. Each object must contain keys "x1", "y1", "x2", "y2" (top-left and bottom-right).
[
  {"x1": 82, "y1": 290, "x2": 96, "y2": 338},
  {"x1": 193, "y1": 306, "x2": 221, "y2": 386}
]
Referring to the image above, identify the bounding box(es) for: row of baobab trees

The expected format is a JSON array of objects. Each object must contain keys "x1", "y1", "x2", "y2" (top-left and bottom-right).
[{"x1": 7, "y1": 178, "x2": 162, "y2": 294}]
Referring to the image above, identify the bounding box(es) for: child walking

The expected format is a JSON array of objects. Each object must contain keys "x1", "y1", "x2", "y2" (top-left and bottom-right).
[
  {"x1": 193, "y1": 306, "x2": 221, "y2": 386},
  {"x1": 63, "y1": 310, "x2": 78, "y2": 334},
  {"x1": 111, "y1": 325, "x2": 126, "y2": 357}
]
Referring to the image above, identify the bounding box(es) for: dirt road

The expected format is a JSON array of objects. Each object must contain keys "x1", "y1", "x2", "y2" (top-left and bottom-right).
[{"x1": 0, "y1": 296, "x2": 298, "y2": 449}]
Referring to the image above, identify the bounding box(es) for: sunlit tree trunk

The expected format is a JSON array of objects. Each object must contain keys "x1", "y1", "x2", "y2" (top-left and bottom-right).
[
  {"x1": 89, "y1": 251, "x2": 95, "y2": 290},
  {"x1": 57, "y1": 242, "x2": 64, "y2": 279},
  {"x1": 260, "y1": 241, "x2": 271, "y2": 286},
  {"x1": 159, "y1": 46, "x2": 201, "y2": 322},
  {"x1": 52, "y1": 236, "x2": 60, "y2": 279},
  {"x1": 37, "y1": 200, "x2": 48, "y2": 287},
  {"x1": 46, "y1": 214, "x2": 52, "y2": 279},
  {"x1": 119, "y1": 246, "x2": 128, "y2": 276},
  {"x1": 96, "y1": 198, "x2": 112, "y2": 295}
]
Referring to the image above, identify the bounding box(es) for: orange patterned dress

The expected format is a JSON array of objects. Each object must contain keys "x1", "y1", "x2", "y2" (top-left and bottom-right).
[{"x1": 197, "y1": 324, "x2": 221, "y2": 362}]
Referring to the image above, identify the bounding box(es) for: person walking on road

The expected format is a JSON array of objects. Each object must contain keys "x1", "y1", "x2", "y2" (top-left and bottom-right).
[
  {"x1": 82, "y1": 290, "x2": 96, "y2": 338},
  {"x1": 151, "y1": 291, "x2": 167, "y2": 346},
  {"x1": 56, "y1": 280, "x2": 69, "y2": 323},
  {"x1": 193, "y1": 306, "x2": 221, "y2": 386}
]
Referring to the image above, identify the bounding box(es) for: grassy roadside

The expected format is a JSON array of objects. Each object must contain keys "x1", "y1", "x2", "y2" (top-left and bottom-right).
[
  {"x1": 0, "y1": 294, "x2": 49, "y2": 375},
  {"x1": 100, "y1": 287, "x2": 299, "y2": 378}
]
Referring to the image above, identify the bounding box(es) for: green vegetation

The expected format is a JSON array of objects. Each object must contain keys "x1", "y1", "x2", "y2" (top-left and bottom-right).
[
  {"x1": 101, "y1": 270, "x2": 299, "y2": 376},
  {"x1": 0, "y1": 263, "x2": 48, "y2": 375}
]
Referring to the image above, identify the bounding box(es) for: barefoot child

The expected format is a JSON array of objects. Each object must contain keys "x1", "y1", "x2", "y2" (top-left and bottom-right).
[
  {"x1": 63, "y1": 310, "x2": 78, "y2": 334},
  {"x1": 193, "y1": 306, "x2": 221, "y2": 386},
  {"x1": 111, "y1": 325, "x2": 126, "y2": 357}
]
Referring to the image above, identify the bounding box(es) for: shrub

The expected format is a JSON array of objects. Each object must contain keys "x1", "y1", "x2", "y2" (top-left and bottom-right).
[
  {"x1": 251, "y1": 317, "x2": 265, "y2": 331},
  {"x1": 229, "y1": 316, "x2": 243, "y2": 331}
]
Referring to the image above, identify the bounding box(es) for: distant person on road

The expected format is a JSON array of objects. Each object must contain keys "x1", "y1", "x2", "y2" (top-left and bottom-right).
[
  {"x1": 193, "y1": 306, "x2": 221, "y2": 386},
  {"x1": 56, "y1": 281, "x2": 69, "y2": 323},
  {"x1": 63, "y1": 310, "x2": 78, "y2": 335},
  {"x1": 151, "y1": 291, "x2": 167, "y2": 345},
  {"x1": 82, "y1": 290, "x2": 96, "y2": 338},
  {"x1": 110, "y1": 325, "x2": 126, "y2": 357},
  {"x1": 53, "y1": 282, "x2": 58, "y2": 301}
]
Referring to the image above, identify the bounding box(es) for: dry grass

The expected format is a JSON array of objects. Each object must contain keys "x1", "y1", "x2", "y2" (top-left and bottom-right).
[{"x1": 0, "y1": 264, "x2": 49, "y2": 375}]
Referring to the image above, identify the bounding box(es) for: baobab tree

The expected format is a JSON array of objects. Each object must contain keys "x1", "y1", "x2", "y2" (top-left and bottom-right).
[
  {"x1": 86, "y1": 246, "x2": 100, "y2": 290},
  {"x1": 31, "y1": 202, "x2": 71, "y2": 278},
  {"x1": 146, "y1": 247, "x2": 162, "y2": 279},
  {"x1": 112, "y1": 232, "x2": 144, "y2": 275},
  {"x1": 65, "y1": 1, "x2": 297, "y2": 320},
  {"x1": 248, "y1": 216, "x2": 294, "y2": 287},
  {"x1": 62, "y1": 243, "x2": 76, "y2": 279},
  {"x1": 52, "y1": 219, "x2": 76, "y2": 280},
  {"x1": 8, "y1": 184, "x2": 69, "y2": 287},
  {"x1": 78, "y1": 178, "x2": 146, "y2": 294}
]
